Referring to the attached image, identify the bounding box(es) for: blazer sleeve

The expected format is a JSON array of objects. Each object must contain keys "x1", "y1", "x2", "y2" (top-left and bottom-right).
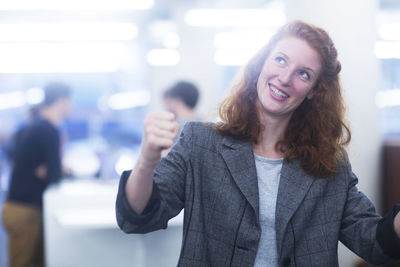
[
  {"x1": 339, "y1": 161, "x2": 400, "y2": 265},
  {"x1": 116, "y1": 122, "x2": 194, "y2": 234}
]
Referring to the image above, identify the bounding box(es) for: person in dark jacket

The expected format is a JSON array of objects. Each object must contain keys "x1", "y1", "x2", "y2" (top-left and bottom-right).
[
  {"x1": 2, "y1": 82, "x2": 71, "y2": 267},
  {"x1": 116, "y1": 21, "x2": 400, "y2": 266}
]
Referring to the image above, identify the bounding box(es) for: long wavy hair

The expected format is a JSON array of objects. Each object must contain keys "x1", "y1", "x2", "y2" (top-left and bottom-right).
[{"x1": 214, "y1": 20, "x2": 351, "y2": 178}]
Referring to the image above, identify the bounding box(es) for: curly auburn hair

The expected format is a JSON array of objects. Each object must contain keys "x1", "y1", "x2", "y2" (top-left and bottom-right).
[{"x1": 214, "y1": 20, "x2": 351, "y2": 178}]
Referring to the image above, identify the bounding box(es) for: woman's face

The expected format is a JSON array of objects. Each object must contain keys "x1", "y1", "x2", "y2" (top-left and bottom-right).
[{"x1": 256, "y1": 36, "x2": 322, "y2": 121}]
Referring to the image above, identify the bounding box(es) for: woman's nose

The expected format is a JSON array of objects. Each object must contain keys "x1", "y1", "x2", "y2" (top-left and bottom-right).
[{"x1": 278, "y1": 69, "x2": 293, "y2": 86}]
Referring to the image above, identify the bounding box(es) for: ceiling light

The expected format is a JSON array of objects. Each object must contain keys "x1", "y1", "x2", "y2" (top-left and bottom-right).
[
  {"x1": 0, "y1": 0, "x2": 154, "y2": 10},
  {"x1": 214, "y1": 49, "x2": 255, "y2": 66},
  {"x1": 26, "y1": 87, "x2": 45, "y2": 104},
  {"x1": 108, "y1": 90, "x2": 151, "y2": 110},
  {"x1": 0, "y1": 42, "x2": 126, "y2": 73},
  {"x1": 378, "y1": 24, "x2": 400, "y2": 41},
  {"x1": 185, "y1": 9, "x2": 285, "y2": 27},
  {"x1": 0, "y1": 23, "x2": 138, "y2": 42},
  {"x1": 0, "y1": 91, "x2": 25, "y2": 110},
  {"x1": 376, "y1": 89, "x2": 400, "y2": 108},
  {"x1": 147, "y1": 49, "x2": 180, "y2": 66},
  {"x1": 375, "y1": 41, "x2": 400, "y2": 59},
  {"x1": 214, "y1": 31, "x2": 274, "y2": 49}
]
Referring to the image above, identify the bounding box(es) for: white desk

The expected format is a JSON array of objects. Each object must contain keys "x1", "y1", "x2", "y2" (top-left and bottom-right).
[{"x1": 43, "y1": 178, "x2": 183, "y2": 267}]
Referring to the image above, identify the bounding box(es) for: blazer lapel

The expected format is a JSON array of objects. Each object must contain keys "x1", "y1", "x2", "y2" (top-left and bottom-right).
[
  {"x1": 220, "y1": 136, "x2": 259, "y2": 220},
  {"x1": 275, "y1": 160, "x2": 315, "y2": 256}
]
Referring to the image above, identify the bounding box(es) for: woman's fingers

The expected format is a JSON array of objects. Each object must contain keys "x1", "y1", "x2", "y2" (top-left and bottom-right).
[
  {"x1": 146, "y1": 125, "x2": 177, "y2": 141},
  {"x1": 141, "y1": 112, "x2": 180, "y2": 164}
]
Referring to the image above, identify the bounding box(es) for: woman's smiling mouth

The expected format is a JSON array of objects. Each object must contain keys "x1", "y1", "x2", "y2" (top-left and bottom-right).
[{"x1": 269, "y1": 84, "x2": 289, "y2": 99}]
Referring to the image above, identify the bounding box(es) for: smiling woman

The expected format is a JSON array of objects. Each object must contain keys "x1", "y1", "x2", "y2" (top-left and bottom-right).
[
  {"x1": 255, "y1": 37, "x2": 321, "y2": 119},
  {"x1": 216, "y1": 21, "x2": 348, "y2": 177},
  {"x1": 116, "y1": 20, "x2": 400, "y2": 267}
]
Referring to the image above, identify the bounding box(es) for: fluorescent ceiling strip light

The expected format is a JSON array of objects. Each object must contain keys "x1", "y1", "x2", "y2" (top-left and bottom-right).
[
  {"x1": 0, "y1": 23, "x2": 138, "y2": 41},
  {"x1": 108, "y1": 90, "x2": 151, "y2": 110},
  {"x1": 214, "y1": 49, "x2": 255, "y2": 66},
  {"x1": 376, "y1": 89, "x2": 400, "y2": 108},
  {"x1": 26, "y1": 87, "x2": 45, "y2": 104},
  {"x1": 378, "y1": 24, "x2": 400, "y2": 41},
  {"x1": 147, "y1": 49, "x2": 180, "y2": 66},
  {"x1": 0, "y1": 0, "x2": 154, "y2": 10},
  {"x1": 0, "y1": 42, "x2": 126, "y2": 73},
  {"x1": 214, "y1": 31, "x2": 274, "y2": 49},
  {"x1": 185, "y1": 9, "x2": 285, "y2": 27},
  {"x1": 0, "y1": 89, "x2": 44, "y2": 110},
  {"x1": 375, "y1": 41, "x2": 400, "y2": 59},
  {"x1": 0, "y1": 91, "x2": 25, "y2": 110}
]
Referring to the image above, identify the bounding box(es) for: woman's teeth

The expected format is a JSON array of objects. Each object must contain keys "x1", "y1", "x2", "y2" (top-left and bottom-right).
[{"x1": 271, "y1": 86, "x2": 289, "y2": 98}]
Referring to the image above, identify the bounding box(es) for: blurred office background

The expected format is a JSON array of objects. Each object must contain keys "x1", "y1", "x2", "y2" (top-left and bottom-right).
[{"x1": 0, "y1": 0, "x2": 400, "y2": 266}]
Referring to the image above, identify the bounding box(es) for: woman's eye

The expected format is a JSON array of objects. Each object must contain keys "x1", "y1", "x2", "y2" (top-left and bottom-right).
[
  {"x1": 275, "y1": 57, "x2": 286, "y2": 65},
  {"x1": 299, "y1": 71, "x2": 310, "y2": 80}
]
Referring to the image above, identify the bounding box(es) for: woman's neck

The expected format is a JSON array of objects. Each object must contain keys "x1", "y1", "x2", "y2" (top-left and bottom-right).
[{"x1": 253, "y1": 112, "x2": 290, "y2": 159}]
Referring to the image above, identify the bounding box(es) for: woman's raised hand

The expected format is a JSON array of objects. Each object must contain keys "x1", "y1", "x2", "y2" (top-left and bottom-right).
[{"x1": 140, "y1": 112, "x2": 180, "y2": 167}]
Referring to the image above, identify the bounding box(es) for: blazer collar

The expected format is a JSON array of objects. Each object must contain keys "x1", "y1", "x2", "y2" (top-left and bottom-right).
[
  {"x1": 220, "y1": 135, "x2": 259, "y2": 220},
  {"x1": 219, "y1": 134, "x2": 316, "y2": 257},
  {"x1": 275, "y1": 159, "x2": 315, "y2": 257}
]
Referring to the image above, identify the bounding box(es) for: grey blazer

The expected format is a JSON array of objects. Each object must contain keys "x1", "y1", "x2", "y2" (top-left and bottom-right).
[{"x1": 116, "y1": 122, "x2": 399, "y2": 267}]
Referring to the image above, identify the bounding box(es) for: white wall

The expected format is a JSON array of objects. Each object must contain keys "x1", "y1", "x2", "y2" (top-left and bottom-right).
[{"x1": 284, "y1": 0, "x2": 382, "y2": 266}]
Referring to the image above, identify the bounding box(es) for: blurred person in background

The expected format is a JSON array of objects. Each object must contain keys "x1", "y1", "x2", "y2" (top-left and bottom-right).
[
  {"x1": 163, "y1": 80, "x2": 200, "y2": 126},
  {"x1": 6, "y1": 105, "x2": 42, "y2": 164},
  {"x1": 162, "y1": 81, "x2": 201, "y2": 155},
  {"x1": 1, "y1": 82, "x2": 72, "y2": 267},
  {"x1": 116, "y1": 21, "x2": 400, "y2": 266}
]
